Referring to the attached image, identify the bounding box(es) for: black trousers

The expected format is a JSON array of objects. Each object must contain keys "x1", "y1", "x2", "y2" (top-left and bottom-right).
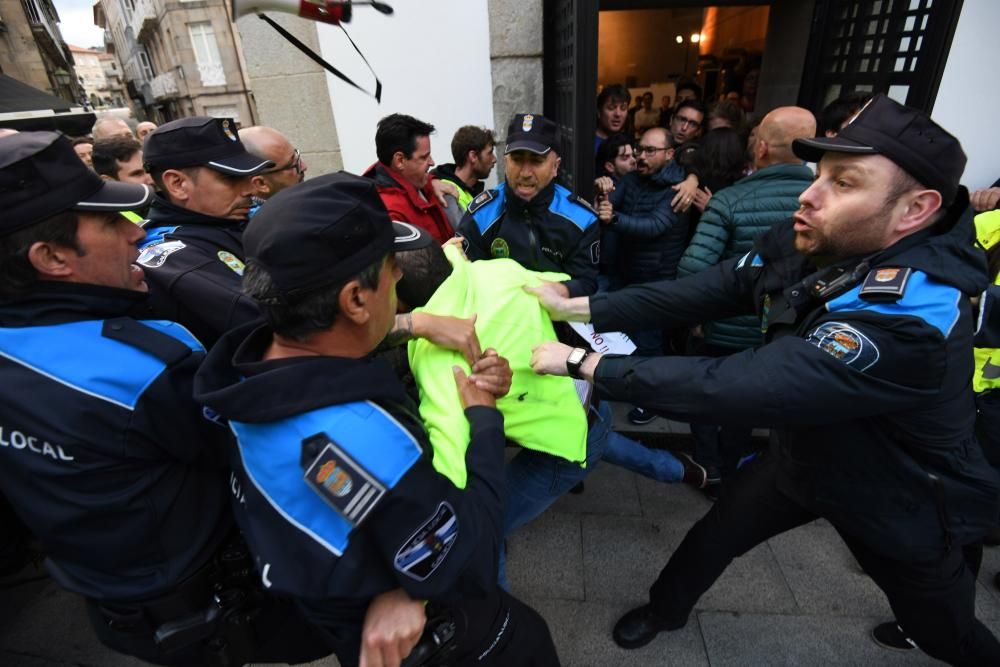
[
  {"x1": 647, "y1": 452, "x2": 1000, "y2": 667},
  {"x1": 331, "y1": 587, "x2": 560, "y2": 667}
]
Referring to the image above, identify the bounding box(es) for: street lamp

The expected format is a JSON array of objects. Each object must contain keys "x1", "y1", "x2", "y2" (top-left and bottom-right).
[{"x1": 52, "y1": 68, "x2": 72, "y2": 86}]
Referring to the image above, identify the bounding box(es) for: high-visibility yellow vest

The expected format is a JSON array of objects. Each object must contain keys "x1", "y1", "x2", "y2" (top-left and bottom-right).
[
  {"x1": 973, "y1": 210, "x2": 1000, "y2": 393},
  {"x1": 408, "y1": 244, "x2": 589, "y2": 488}
]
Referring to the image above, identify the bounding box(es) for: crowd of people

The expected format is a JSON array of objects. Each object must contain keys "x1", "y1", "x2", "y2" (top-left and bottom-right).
[{"x1": 1, "y1": 79, "x2": 1000, "y2": 667}]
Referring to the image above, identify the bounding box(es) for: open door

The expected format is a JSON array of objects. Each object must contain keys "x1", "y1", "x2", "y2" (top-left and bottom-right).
[{"x1": 544, "y1": 0, "x2": 599, "y2": 199}]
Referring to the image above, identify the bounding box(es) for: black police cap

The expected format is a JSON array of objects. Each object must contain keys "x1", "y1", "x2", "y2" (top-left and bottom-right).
[
  {"x1": 505, "y1": 113, "x2": 561, "y2": 156},
  {"x1": 142, "y1": 116, "x2": 273, "y2": 176},
  {"x1": 0, "y1": 131, "x2": 153, "y2": 236},
  {"x1": 244, "y1": 172, "x2": 431, "y2": 302},
  {"x1": 793, "y1": 93, "x2": 966, "y2": 205}
]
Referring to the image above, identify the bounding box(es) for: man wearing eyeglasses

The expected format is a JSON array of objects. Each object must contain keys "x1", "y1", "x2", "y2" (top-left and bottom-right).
[
  {"x1": 135, "y1": 117, "x2": 274, "y2": 347},
  {"x1": 594, "y1": 127, "x2": 688, "y2": 360},
  {"x1": 239, "y1": 125, "x2": 308, "y2": 203},
  {"x1": 668, "y1": 99, "x2": 706, "y2": 150}
]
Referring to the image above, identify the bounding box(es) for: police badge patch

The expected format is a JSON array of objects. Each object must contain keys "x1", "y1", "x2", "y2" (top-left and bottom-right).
[
  {"x1": 137, "y1": 240, "x2": 186, "y2": 268},
  {"x1": 490, "y1": 237, "x2": 510, "y2": 259},
  {"x1": 394, "y1": 502, "x2": 459, "y2": 581},
  {"x1": 217, "y1": 251, "x2": 245, "y2": 276},
  {"x1": 805, "y1": 321, "x2": 880, "y2": 371}
]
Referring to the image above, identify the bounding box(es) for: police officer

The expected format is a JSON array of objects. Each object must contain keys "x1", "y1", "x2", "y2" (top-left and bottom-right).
[
  {"x1": 527, "y1": 94, "x2": 1000, "y2": 665},
  {"x1": 138, "y1": 116, "x2": 273, "y2": 348},
  {"x1": 0, "y1": 132, "x2": 327, "y2": 666},
  {"x1": 458, "y1": 114, "x2": 616, "y2": 587},
  {"x1": 458, "y1": 113, "x2": 600, "y2": 299},
  {"x1": 193, "y1": 172, "x2": 560, "y2": 667}
]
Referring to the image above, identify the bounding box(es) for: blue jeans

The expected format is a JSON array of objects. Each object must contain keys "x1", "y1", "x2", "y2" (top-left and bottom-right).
[
  {"x1": 499, "y1": 400, "x2": 613, "y2": 588},
  {"x1": 602, "y1": 430, "x2": 685, "y2": 482}
]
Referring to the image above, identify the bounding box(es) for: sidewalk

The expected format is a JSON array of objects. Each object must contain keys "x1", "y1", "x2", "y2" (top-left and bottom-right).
[{"x1": 3, "y1": 406, "x2": 999, "y2": 665}]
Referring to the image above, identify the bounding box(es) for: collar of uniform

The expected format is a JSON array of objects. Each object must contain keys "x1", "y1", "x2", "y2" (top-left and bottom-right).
[
  {"x1": 195, "y1": 320, "x2": 409, "y2": 424},
  {"x1": 505, "y1": 180, "x2": 556, "y2": 211},
  {"x1": 0, "y1": 281, "x2": 148, "y2": 327},
  {"x1": 145, "y1": 194, "x2": 248, "y2": 229}
]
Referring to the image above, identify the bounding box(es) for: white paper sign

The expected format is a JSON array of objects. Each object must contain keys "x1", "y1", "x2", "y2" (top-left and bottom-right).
[{"x1": 568, "y1": 322, "x2": 636, "y2": 356}]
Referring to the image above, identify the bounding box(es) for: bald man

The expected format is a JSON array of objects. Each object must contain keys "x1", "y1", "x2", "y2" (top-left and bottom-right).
[
  {"x1": 92, "y1": 116, "x2": 133, "y2": 141},
  {"x1": 136, "y1": 121, "x2": 157, "y2": 140},
  {"x1": 677, "y1": 106, "x2": 818, "y2": 488},
  {"x1": 239, "y1": 125, "x2": 308, "y2": 202}
]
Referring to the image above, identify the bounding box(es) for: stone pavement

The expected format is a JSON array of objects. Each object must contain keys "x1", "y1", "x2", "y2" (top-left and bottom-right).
[{"x1": 3, "y1": 405, "x2": 1000, "y2": 666}]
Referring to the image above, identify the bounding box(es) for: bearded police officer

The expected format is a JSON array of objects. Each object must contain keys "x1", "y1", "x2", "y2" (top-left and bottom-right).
[
  {"x1": 194, "y1": 172, "x2": 560, "y2": 667},
  {"x1": 528, "y1": 94, "x2": 1000, "y2": 665},
  {"x1": 0, "y1": 132, "x2": 328, "y2": 666}
]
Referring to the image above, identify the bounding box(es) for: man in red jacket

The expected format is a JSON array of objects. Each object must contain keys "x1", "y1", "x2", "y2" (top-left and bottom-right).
[{"x1": 363, "y1": 114, "x2": 454, "y2": 243}]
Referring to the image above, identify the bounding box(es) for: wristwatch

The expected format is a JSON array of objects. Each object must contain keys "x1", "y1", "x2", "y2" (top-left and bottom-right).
[{"x1": 566, "y1": 347, "x2": 591, "y2": 380}]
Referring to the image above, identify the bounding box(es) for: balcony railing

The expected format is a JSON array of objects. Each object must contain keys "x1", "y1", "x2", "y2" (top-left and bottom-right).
[
  {"x1": 20, "y1": 0, "x2": 68, "y2": 64},
  {"x1": 130, "y1": 0, "x2": 158, "y2": 43},
  {"x1": 150, "y1": 71, "x2": 178, "y2": 100}
]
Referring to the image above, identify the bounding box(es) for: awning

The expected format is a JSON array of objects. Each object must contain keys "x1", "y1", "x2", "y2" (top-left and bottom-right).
[{"x1": 0, "y1": 75, "x2": 95, "y2": 136}]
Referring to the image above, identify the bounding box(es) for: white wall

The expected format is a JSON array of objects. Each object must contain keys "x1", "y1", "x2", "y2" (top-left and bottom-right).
[
  {"x1": 932, "y1": 0, "x2": 1000, "y2": 190},
  {"x1": 315, "y1": 0, "x2": 495, "y2": 175}
]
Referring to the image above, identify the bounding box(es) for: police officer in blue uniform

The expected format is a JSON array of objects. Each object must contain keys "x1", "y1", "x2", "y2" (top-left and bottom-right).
[
  {"x1": 136, "y1": 117, "x2": 274, "y2": 348},
  {"x1": 194, "y1": 172, "x2": 560, "y2": 667},
  {"x1": 0, "y1": 132, "x2": 330, "y2": 666},
  {"x1": 458, "y1": 113, "x2": 600, "y2": 298},
  {"x1": 527, "y1": 94, "x2": 1000, "y2": 665}
]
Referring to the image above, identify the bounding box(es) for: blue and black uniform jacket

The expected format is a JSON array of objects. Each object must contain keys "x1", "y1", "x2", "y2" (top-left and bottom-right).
[
  {"x1": 589, "y1": 189, "x2": 1000, "y2": 561},
  {"x1": 193, "y1": 322, "x2": 506, "y2": 632},
  {"x1": 458, "y1": 181, "x2": 600, "y2": 297},
  {"x1": 0, "y1": 283, "x2": 231, "y2": 601},
  {"x1": 136, "y1": 195, "x2": 259, "y2": 348}
]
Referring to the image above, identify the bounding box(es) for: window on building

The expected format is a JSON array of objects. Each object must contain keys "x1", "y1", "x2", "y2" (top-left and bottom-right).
[
  {"x1": 188, "y1": 22, "x2": 226, "y2": 87},
  {"x1": 137, "y1": 48, "x2": 155, "y2": 81}
]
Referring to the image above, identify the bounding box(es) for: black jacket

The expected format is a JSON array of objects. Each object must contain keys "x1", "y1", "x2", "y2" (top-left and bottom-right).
[
  {"x1": 193, "y1": 322, "x2": 507, "y2": 636},
  {"x1": 458, "y1": 181, "x2": 600, "y2": 297},
  {"x1": 0, "y1": 283, "x2": 230, "y2": 601},
  {"x1": 137, "y1": 196, "x2": 259, "y2": 348},
  {"x1": 609, "y1": 160, "x2": 689, "y2": 284},
  {"x1": 590, "y1": 194, "x2": 1000, "y2": 560}
]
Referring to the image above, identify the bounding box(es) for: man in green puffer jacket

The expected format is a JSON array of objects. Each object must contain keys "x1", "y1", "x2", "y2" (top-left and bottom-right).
[{"x1": 677, "y1": 105, "x2": 816, "y2": 490}]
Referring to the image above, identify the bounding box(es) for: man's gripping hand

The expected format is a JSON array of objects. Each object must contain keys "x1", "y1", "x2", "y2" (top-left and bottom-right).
[{"x1": 524, "y1": 281, "x2": 591, "y2": 322}]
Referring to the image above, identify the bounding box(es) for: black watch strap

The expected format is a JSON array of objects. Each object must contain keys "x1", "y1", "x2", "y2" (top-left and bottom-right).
[{"x1": 566, "y1": 348, "x2": 592, "y2": 380}]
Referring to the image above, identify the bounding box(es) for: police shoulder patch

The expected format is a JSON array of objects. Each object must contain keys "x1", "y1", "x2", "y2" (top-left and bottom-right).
[
  {"x1": 394, "y1": 501, "x2": 459, "y2": 581},
  {"x1": 574, "y1": 195, "x2": 597, "y2": 215},
  {"x1": 302, "y1": 433, "x2": 387, "y2": 528},
  {"x1": 217, "y1": 250, "x2": 245, "y2": 276},
  {"x1": 859, "y1": 266, "x2": 912, "y2": 302},
  {"x1": 467, "y1": 189, "x2": 494, "y2": 214},
  {"x1": 137, "y1": 240, "x2": 186, "y2": 268},
  {"x1": 805, "y1": 321, "x2": 880, "y2": 371}
]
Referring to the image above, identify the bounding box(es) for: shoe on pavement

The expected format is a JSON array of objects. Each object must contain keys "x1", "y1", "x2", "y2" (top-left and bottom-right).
[
  {"x1": 871, "y1": 621, "x2": 916, "y2": 651},
  {"x1": 612, "y1": 604, "x2": 684, "y2": 649},
  {"x1": 701, "y1": 481, "x2": 721, "y2": 502},
  {"x1": 677, "y1": 452, "x2": 707, "y2": 489},
  {"x1": 628, "y1": 406, "x2": 657, "y2": 425}
]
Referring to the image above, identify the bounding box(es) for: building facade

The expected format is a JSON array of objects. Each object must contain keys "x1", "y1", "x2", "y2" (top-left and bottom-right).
[
  {"x1": 0, "y1": 0, "x2": 82, "y2": 102},
  {"x1": 69, "y1": 44, "x2": 107, "y2": 108},
  {"x1": 95, "y1": 0, "x2": 256, "y2": 125},
  {"x1": 97, "y1": 51, "x2": 129, "y2": 108}
]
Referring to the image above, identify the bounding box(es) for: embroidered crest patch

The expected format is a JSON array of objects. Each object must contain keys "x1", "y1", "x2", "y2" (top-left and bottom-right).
[
  {"x1": 805, "y1": 321, "x2": 880, "y2": 371},
  {"x1": 860, "y1": 266, "x2": 912, "y2": 302},
  {"x1": 490, "y1": 237, "x2": 510, "y2": 259},
  {"x1": 302, "y1": 434, "x2": 386, "y2": 528},
  {"x1": 137, "y1": 240, "x2": 186, "y2": 268},
  {"x1": 217, "y1": 250, "x2": 245, "y2": 275},
  {"x1": 394, "y1": 502, "x2": 459, "y2": 581}
]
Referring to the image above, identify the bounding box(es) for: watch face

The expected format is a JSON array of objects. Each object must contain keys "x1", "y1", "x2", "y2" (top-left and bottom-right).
[{"x1": 568, "y1": 348, "x2": 586, "y2": 365}]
